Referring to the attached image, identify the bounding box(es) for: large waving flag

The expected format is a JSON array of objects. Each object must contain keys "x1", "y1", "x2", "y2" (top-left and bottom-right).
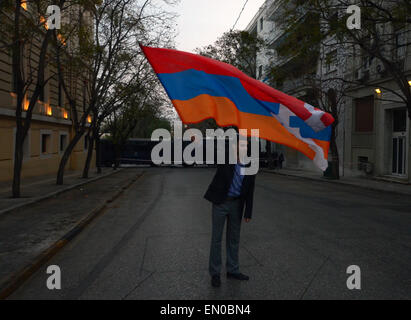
[{"x1": 140, "y1": 45, "x2": 335, "y2": 171}]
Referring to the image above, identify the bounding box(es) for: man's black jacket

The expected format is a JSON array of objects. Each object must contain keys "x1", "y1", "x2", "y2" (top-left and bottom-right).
[{"x1": 204, "y1": 163, "x2": 256, "y2": 219}]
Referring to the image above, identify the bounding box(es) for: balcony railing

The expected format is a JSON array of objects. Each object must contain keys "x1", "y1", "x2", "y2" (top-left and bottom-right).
[
  {"x1": 37, "y1": 102, "x2": 70, "y2": 120},
  {"x1": 266, "y1": 0, "x2": 285, "y2": 21},
  {"x1": 266, "y1": 28, "x2": 285, "y2": 46},
  {"x1": 276, "y1": 75, "x2": 315, "y2": 94},
  {"x1": 7, "y1": 94, "x2": 71, "y2": 121},
  {"x1": 347, "y1": 57, "x2": 406, "y2": 85}
]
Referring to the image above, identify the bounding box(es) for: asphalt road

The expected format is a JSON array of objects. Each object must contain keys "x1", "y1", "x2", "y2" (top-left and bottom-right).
[{"x1": 9, "y1": 168, "x2": 411, "y2": 299}]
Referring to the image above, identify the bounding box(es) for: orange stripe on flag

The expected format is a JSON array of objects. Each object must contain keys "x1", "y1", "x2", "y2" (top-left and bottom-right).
[
  {"x1": 172, "y1": 94, "x2": 317, "y2": 160},
  {"x1": 313, "y1": 139, "x2": 330, "y2": 160}
]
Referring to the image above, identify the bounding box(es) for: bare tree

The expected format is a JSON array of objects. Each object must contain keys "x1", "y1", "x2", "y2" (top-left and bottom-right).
[
  {"x1": 101, "y1": 84, "x2": 167, "y2": 169},
  {"x1": 0, "y1": 0, "x2": 77, "y2": 197},
  {"x1": 268, "y1": 0, "x2": 410, "y2": 177},
  {"x1": 55, "y1": 0, "x2": 178, "y2": 183},
  {"x1": 195, "y1": 30, "x2": 265, "y2": 78},
  {"x1": 278, "y1": 0, "x2": 411, "y2": 118}
]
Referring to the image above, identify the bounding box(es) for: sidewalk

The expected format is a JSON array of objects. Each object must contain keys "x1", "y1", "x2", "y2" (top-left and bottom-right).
[
  {"x1": 263, "y1": 168, "x2": 411, "y2": 196},
  {"x1": 0, "y1": 167, "x2": 145, "y2": 298},
  {"x1": 0, "y1": 168, "x2": 120, "y2": 214}
]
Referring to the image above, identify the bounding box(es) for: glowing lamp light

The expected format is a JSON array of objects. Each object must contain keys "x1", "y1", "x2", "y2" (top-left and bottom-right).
[
  {"x1": 87, "y1": 115, "x2": 92, "y2": 123},
  {"x1": 23, "y1": 96, "x2": 29, "y2": 111},
  {"x1": 63, "y1": 109, "x2": 68, "y2": 119},
  {"x1": 21, "y1": 2, "x2": 27, "y2": 10},
  {"x1": 46, "y1": 105, "x2": 52, "y2": 116},
  {"x1": 408, "y1": 80, "x2": 411, "y2": 87},
  {"x1": 40, "y1": 16, "x2": 49, "y2": 30},
  {"x1": 57, "y1": 33, "x2": 66, "y2": 46},
  {"x1": 375, "y1": 88, "x2": 382, "y2": 95}
]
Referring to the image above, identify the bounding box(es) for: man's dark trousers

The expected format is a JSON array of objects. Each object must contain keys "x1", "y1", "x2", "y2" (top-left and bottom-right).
[
  {"x1": 209, "y1": 198, "x2": 242, "y2": 276},
  {"x1": 205, "y1": 162, "x2": 256, "y2": 277}
]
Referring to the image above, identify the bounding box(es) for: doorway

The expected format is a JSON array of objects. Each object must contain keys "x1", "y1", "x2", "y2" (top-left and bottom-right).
[{"x1": 391, "y1": 109, "x2": 407, "y2": 176}]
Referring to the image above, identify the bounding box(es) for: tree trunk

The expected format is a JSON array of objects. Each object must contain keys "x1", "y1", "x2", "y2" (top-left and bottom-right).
[
  {"x1": 95, "y1": 135, "x2": 102, "y2": 174},
  {"x1": 56, "y1": 131, "x2": 84, "y2": 185},
  {"x1": 330, "y1": 124, "x2": 340, "y2": 180},
  {"x1": 11, "y1": 3, "x2": 23, "y2": 198},
  {"x1": 12, "y1": 130, "x2": 24, "y2": 198},
  {"x1": 82, "y1": 134, "x2": 95, "y2": 178}
]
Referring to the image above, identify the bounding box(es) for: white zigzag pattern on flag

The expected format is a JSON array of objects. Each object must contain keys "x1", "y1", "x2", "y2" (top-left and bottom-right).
[
  {"x1": 304, "y1": 103, "x2": 327, "y2": 132},
  {"x1": 271, "y1": 105, "x2": 328, "y2": 171}
]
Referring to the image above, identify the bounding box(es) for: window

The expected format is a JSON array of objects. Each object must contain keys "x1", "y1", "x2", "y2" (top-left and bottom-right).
[
  {"x1": 393, "y1": 109, "x2": 406, "y2": 132},
  {"x1": 355, "y1": 96, "x2": 374, "y2": 132},
  {"x1": 258, "y1": 65, "x2": 263, "y2": 80},
  {"x1": 329, "y1": 11, "x2": 338, "y2": 31},
  {"x1": 357, "y1": 156, "x2": 369, "y2": 171},
  {"x1": 260, "y1": 17, "x2": 264, "y2": 31},
  {"x1": 325, "y1": 50, "x2": 337, "y2": 73},
  {"x1": 40, "y1": 130, "x2": 52, "y2": 157},
  {"x1": 59, "y1": 133, "x2": 68, "y2": 153},
  {"x1": 395, "y1": 31, "x2": 407, "y2": 60},
  {"x1": 41, "y1": 133, "x2": 51, "y2": 154}
]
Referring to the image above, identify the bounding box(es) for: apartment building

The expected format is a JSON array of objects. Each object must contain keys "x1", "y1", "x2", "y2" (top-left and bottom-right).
[
  {"x1": 246, "y1": 0, "x2": 323, "y2": 171},
  {"x1": 0, "y1": 3, "x2": 94, "y2": 182},
  {"x1": 246, "y1": 0, "x2": 411, "y2": 183},
  {"x1": 343, "y1": 31, "x2": 411, "y2": 182}
]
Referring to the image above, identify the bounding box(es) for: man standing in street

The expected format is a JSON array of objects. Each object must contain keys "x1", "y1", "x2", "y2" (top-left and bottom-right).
[{"x1": 204, "y1": 137, "x2": 257, "y2": 288}]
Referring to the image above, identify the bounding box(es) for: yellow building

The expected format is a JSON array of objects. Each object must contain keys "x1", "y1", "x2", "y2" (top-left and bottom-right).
[{"x1": 0, "y1": 4, "x2": 95, "y2": 182}]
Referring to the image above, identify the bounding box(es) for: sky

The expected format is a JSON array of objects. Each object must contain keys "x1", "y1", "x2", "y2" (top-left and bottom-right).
[{"x1": 174, "y1": 0, "x2": 266, "y2": 53}]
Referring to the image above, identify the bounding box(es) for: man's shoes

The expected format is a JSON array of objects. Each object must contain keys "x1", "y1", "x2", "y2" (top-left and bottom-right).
[
  {"x1": 211, "y1": 275, "x2": 221, "y2": 287},
  {"x1": 227, "y1": 272, "x2": 249, "y2": 280}
]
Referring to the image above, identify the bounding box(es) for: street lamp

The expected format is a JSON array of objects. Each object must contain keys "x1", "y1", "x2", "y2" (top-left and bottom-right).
[{"x1": 375, "y1": 88, "x2": 382, "y2": 95}]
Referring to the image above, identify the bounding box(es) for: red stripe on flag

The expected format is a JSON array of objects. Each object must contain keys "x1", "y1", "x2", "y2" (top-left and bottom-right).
[{"x1": 141, "y1": 45, "x2": 333, "y2": 126}]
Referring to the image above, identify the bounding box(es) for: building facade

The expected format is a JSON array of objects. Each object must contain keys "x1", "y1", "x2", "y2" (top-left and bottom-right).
[
  {"x1": 0, "y1": 3, "x2": 95, "y2": 182},
  {"x1": 246, "y1": 0, "x2": 324, "y2": 172},
  {"x1": 246, "y1": 0, "x2": 411, "y2": 183}
]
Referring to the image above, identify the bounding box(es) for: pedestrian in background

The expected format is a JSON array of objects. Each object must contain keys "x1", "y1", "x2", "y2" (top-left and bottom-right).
[{"x1": 279, "y1": 153, "x2": 284, "y2": 169}]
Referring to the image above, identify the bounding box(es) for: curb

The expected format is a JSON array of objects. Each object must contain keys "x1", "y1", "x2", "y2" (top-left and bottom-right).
[
  {"x1": 262, "y1": 169, "x2": 411, "y2": 196},
  {"x1": 0, "y1": 171, "x2": 145, "y2": 300},
  {"x1": 0, "y1": 169, "x2": 123, "y2": 218}
]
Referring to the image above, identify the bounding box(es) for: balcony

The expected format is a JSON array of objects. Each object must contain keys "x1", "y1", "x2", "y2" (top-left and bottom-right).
[
  {"x1": 266, "y1": 0, "x2": 285, "y2": 22},
  {"x1": 347, "y1": 56, "x2": 406, "y2": 87},
  {"x1": 266, "y1": 28, "x2": 285, "y2": 47},
  {"x1": 2, "y1": 93, "x2": 72, "y2": 124},
  {"x1": 276, "y1": 75, "x2": 316, "y2": 96}
]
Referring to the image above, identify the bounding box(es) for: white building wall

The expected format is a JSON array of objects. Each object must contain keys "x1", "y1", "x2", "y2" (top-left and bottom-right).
[{"x1": 245, "y1": 0, "x2": 335, "y2": 173}]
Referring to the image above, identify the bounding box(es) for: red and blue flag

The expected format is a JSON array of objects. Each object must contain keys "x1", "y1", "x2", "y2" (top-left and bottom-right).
[{"x1": 140, "y1": 45, "x2": 335, "y2": 170}]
